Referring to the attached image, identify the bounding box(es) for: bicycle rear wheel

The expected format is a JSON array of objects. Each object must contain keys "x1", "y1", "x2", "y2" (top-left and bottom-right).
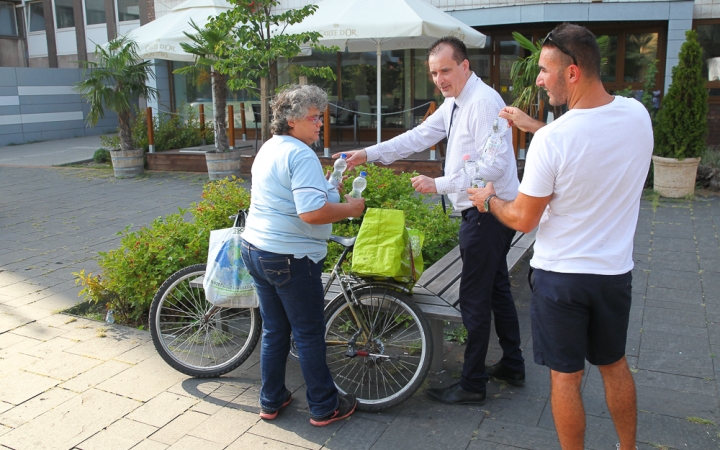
[
  {"x1": 149, "y1": 264, "x2": 261, "y2": 377},
  {"x1": 324, "y1": 285, "x2": 433, "y2": 411}
]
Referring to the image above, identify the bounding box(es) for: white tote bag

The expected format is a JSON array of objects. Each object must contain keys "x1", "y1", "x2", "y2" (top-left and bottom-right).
[{"x1": 203, "y1": 221, "x2": 258, "y2": 308}]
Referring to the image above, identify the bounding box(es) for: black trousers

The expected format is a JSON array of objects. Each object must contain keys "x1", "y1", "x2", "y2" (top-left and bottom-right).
[{"x1": 458, "y1": 208, "x2": 524, "y2": 393}]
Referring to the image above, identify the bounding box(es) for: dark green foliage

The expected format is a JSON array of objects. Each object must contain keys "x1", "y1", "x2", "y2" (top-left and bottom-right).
[
  {"x1": 654, "y1": 30, "x2": 708, "y2": 160},
  {"x1": 132, "y1": 108, "x2": 215, "y2": 152},
  {"x1": 99, "y1": 108, "x2": 214, "y2": 152},
  {"x1": 93, "y1": 148, "x2": 111, "y2": 163},
  {"x1": 74, "y1": 167, "x2": 459, "y2": 325}
]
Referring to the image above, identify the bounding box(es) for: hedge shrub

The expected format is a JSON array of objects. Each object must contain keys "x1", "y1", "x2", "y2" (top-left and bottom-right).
[{"x1": 75, "y1": 167, "x2": 460, "y2": 326}]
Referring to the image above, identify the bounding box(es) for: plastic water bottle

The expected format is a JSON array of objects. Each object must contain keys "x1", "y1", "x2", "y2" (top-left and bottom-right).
[
  {"x1": 351, "y1": 171, "x2": 367, "y2": 198},
  {"x1": 348, "y1": 171, "x2": 367, "y2": 220},
  {"x1": 330, "y1": 153, "x2": 347, "y2": 190},
  {"x1": 481, "y1": 118, "x2": 508, "y2": 166},
  {"x1": 462, "y1": 154, "x2": 485, "y2": 188},
  {"x1": 105, "y1": 309, "x2": 115, "y2": 324}
]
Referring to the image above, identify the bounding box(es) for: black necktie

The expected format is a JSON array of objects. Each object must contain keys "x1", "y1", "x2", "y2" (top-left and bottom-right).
[
  {"x1": 440, "y1": 102, "x2": 457, "y2": 214},
  {"x1": 447, "y1": 102, "x2": 458, "y2": 140}
]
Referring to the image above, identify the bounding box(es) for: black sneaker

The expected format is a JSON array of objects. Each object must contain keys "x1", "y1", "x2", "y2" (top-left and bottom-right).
[
  {"x1": 486, "y1": 362, "x2": 525, "y2": 386},
  {"x1": 259, "y1": 389, "x2": 292, "y2": 420},
  {"x1": 309, "y1": 393, "x2": 357, "y2": 427}
]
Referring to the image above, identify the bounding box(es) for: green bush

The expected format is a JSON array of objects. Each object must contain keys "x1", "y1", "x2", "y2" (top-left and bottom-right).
[
  {"x1": 74, "y1": 178, "x2": 250, "y2": 325},
  {"x1": 191, "y1": 177, "x2": 252, "y2": 231},
  {"x1": 99, "y1": 107, "x2": 215, "y2": 153},
  {"x1": 132, "y1": 107, "x2": 215, "y2": 152},
  {"x1": 74, "y1": 168, "x2": 458, "y2": 326},
  {"x1": 93, "y1": 148, "x2": 111, "y2": 163},
  {"x1": 654, "y1": 30, "x2": 708, "y2": 159}
]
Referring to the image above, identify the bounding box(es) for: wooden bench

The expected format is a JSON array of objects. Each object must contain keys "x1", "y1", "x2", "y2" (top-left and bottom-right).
[{"x1": 323, "y1": 228, "x2": 536, "y2": 372}]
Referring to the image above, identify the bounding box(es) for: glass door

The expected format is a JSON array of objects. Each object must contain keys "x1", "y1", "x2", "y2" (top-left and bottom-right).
[{"x1": 492, "y1": 36, "x2": 523, "y2": 105}]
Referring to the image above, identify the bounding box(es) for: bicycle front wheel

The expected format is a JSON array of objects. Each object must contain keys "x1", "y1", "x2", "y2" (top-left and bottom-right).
[
  {"x1": 324, "y1": 285, "x2": 433, "y2": 411},
  {"x1": 149, "y1": 264, "x2": 261, "y2": 377}
]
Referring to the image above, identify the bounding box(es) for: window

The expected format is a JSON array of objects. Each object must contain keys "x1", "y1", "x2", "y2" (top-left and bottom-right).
[
  {"x1": 85, "y1": 0, "x2": 105, "y2": 25},
  {"x1": 591, "y1": 26, "x2": 664, "y2": 94},
  {"x1": 600, "y1": 34, "x2": 618, "y2": 83},
  {"x1": 0, "y1": 2, "x2": 18, "y2": 36},
  {"x1": 696, "y1": 21, "x2": 720, "y2": 100},
  {"x1": 623, "y1": 33, "x2": 658, "y2": 83},
  {"x1": 117, "y1": 0, "x2": 139, "y2": 22},
  {"x1": 54, "y1": 0, "x2": 74, "y2": 28},
  {"x1": 27, "y1": 1, "x2": 45, "y2": 32}
]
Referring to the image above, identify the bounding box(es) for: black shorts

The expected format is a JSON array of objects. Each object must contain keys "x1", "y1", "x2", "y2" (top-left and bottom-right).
[{"x1": 529, "y1": 268, "x2": 632, "y2": 373}]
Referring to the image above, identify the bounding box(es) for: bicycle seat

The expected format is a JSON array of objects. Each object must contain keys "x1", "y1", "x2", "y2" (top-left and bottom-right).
[{"x1": 329, "y1": 235, "x2": 356, "y2": 248}]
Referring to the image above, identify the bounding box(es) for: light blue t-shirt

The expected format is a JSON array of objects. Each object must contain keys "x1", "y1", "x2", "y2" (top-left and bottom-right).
[{"x1": 242, "y1": 135, "x2": 340, "y2": 262}]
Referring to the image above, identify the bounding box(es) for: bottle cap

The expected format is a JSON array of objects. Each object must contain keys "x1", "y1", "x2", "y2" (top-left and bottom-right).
[
  {"x1": 340, "y1": 153, "x2": 347, "y2": 158},
  {"x1": 360, "y1": 171, "x2": 367, "y2": 177},
  {"x1": 462, "y1": 154, "x2": 470, "y2": 161}
]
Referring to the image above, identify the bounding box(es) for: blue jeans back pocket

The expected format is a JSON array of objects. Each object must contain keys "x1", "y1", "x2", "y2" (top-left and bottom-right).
[{"x1": 259, "y1": 256, "x2": 292, "y2": 287}]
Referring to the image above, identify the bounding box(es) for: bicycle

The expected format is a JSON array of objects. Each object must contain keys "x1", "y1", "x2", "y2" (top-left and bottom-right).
[{"x1": 149, "y1": 218, "x2": 433, "y2": 412}]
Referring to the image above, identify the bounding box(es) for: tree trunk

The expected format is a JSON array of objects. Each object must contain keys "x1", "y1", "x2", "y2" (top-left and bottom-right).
[
  {"x1": 260, "y1": 76, "x2": 270, "y2": 143},
  {"x1": 269, "y1": 61, "x2": 278, "y2": 97},
  {"x1": 118, "y1": 112, "x2": 133, "y2": 151},
  {"x1": 213, "y1": 68, "x2": 229, "y2": 152}
]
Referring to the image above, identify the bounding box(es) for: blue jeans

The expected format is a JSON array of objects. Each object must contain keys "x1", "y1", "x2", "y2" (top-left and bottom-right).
[{"x1": 241, "y1": 240, "x2": 338, "y2": 417}]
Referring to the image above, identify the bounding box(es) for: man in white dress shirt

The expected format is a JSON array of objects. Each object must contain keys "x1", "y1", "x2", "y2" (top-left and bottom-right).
[{"x1": 339, "y1": 36, "x2": 525, "y2": 405}]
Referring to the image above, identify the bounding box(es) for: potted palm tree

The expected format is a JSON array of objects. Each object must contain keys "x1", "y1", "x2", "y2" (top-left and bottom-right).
[
  {"x1": 652, "y1": 30, "x2": 708, "y2": 198},
  {"x1": 175, "y1": 20, "x2": 240, "y2": 180},
  {"x1": 74, "y1": 36, "x2": 158, "y2": 178}
]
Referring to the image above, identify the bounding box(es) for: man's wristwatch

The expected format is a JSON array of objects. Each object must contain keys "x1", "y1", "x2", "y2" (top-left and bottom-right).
[{"x1": 484, "y1": 194, "x2": 498, "y2": 213}]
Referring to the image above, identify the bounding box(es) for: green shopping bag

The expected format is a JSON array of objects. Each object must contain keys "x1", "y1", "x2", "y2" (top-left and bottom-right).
[{"x1": 351, "y1": 208, "x2": 424, "y2": 285}]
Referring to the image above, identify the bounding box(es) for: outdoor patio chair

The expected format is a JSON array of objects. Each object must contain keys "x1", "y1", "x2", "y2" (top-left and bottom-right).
[
  {"x1": 412, "y1": 99, "x2": 437, "y2": 127},
  {"x1": 329, "y1": 100, "x2": 359, "y2": 145}
]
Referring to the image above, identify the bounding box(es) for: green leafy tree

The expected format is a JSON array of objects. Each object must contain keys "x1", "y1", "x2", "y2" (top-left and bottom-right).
[
  {"x1": 174, "y1": 20, "x2": 232, "y2": 151},
  {"x1": 210, "y1": 0, "x2": 335, "y2": 143},
  {"x1": 654, "y1": 30, "x2": 708, "y2": 159},
  {"x1": 74, "y1": 36, "x2": 158, "y2": 151},
  {"x1": 510, "y1": 32, "x2": 543, "y2": 115}
]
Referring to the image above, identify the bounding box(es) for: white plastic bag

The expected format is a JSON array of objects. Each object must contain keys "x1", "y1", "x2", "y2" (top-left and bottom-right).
[{"x1": 203, "y1": 226, "x2": 258, "y2": 308}]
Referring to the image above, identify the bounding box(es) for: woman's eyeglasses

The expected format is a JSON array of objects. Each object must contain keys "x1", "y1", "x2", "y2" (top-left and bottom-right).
[
  {"x1": 542, "y1": 31, "x2": 578, "y2": 66},
  {"x1": 307, "y1": 115, "x2": 323, "y2": 124}
]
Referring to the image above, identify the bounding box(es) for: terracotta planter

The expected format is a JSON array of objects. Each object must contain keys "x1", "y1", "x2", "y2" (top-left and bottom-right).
[
  {"x1": 205, "y1": 149, "x2": 242, "y2": 180},
  {"x1": 110, "y1": 148, "x2": 144, "y2": 178},
  {"x1": 652, "y1": 155, "x2": 700, "y2": 198}
]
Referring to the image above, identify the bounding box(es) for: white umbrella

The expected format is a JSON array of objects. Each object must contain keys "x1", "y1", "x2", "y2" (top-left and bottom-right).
[
  {"x1": 282, "y1": 0, "x2": 486, "y2": 143},
  {"x1": 124, "y1": 0, "x2": 233, "y2": 61}
]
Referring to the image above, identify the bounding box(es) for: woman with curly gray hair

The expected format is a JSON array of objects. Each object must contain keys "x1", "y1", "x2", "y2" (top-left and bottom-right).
[{"x1": 241, "y1": 84, "x2": 364, "y2": 427}]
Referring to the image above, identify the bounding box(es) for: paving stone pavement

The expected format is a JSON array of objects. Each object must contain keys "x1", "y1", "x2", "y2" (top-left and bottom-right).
[{"x1": 1, "y1": 166, "x2": 719, "y2": 450}]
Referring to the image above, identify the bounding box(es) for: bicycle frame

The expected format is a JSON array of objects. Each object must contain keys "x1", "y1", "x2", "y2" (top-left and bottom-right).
[{"x1": 322, "y1": 239, "x2": 412, "y2": 350}]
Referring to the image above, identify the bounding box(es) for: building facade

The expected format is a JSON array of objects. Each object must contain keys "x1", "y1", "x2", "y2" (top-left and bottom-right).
[{"x1": 1, "y1": 0, "x2": 718, "y2": 145}]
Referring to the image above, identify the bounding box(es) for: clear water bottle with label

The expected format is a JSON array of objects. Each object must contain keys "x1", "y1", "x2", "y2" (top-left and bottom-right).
[
  {"x1": 351, "y1": 171, "x2": 367, "y2": 198},
  {"x1": 330, "y1": 153, "x2": 348, "y2": 190},
  {"x1": 462, "y1": 154, "x2": 485, "y2": 188},
  {"x1": 481, "y1": 117, "x2": 509, "y2": 166},
  {"x1": 105, "y1": 309, "x2": 115, "y2": 324}
]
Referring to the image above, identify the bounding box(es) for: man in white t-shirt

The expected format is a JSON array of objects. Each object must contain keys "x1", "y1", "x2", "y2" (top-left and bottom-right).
[{"x1": 468, "y1": 23, "x2": 652, "y2": 449}]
